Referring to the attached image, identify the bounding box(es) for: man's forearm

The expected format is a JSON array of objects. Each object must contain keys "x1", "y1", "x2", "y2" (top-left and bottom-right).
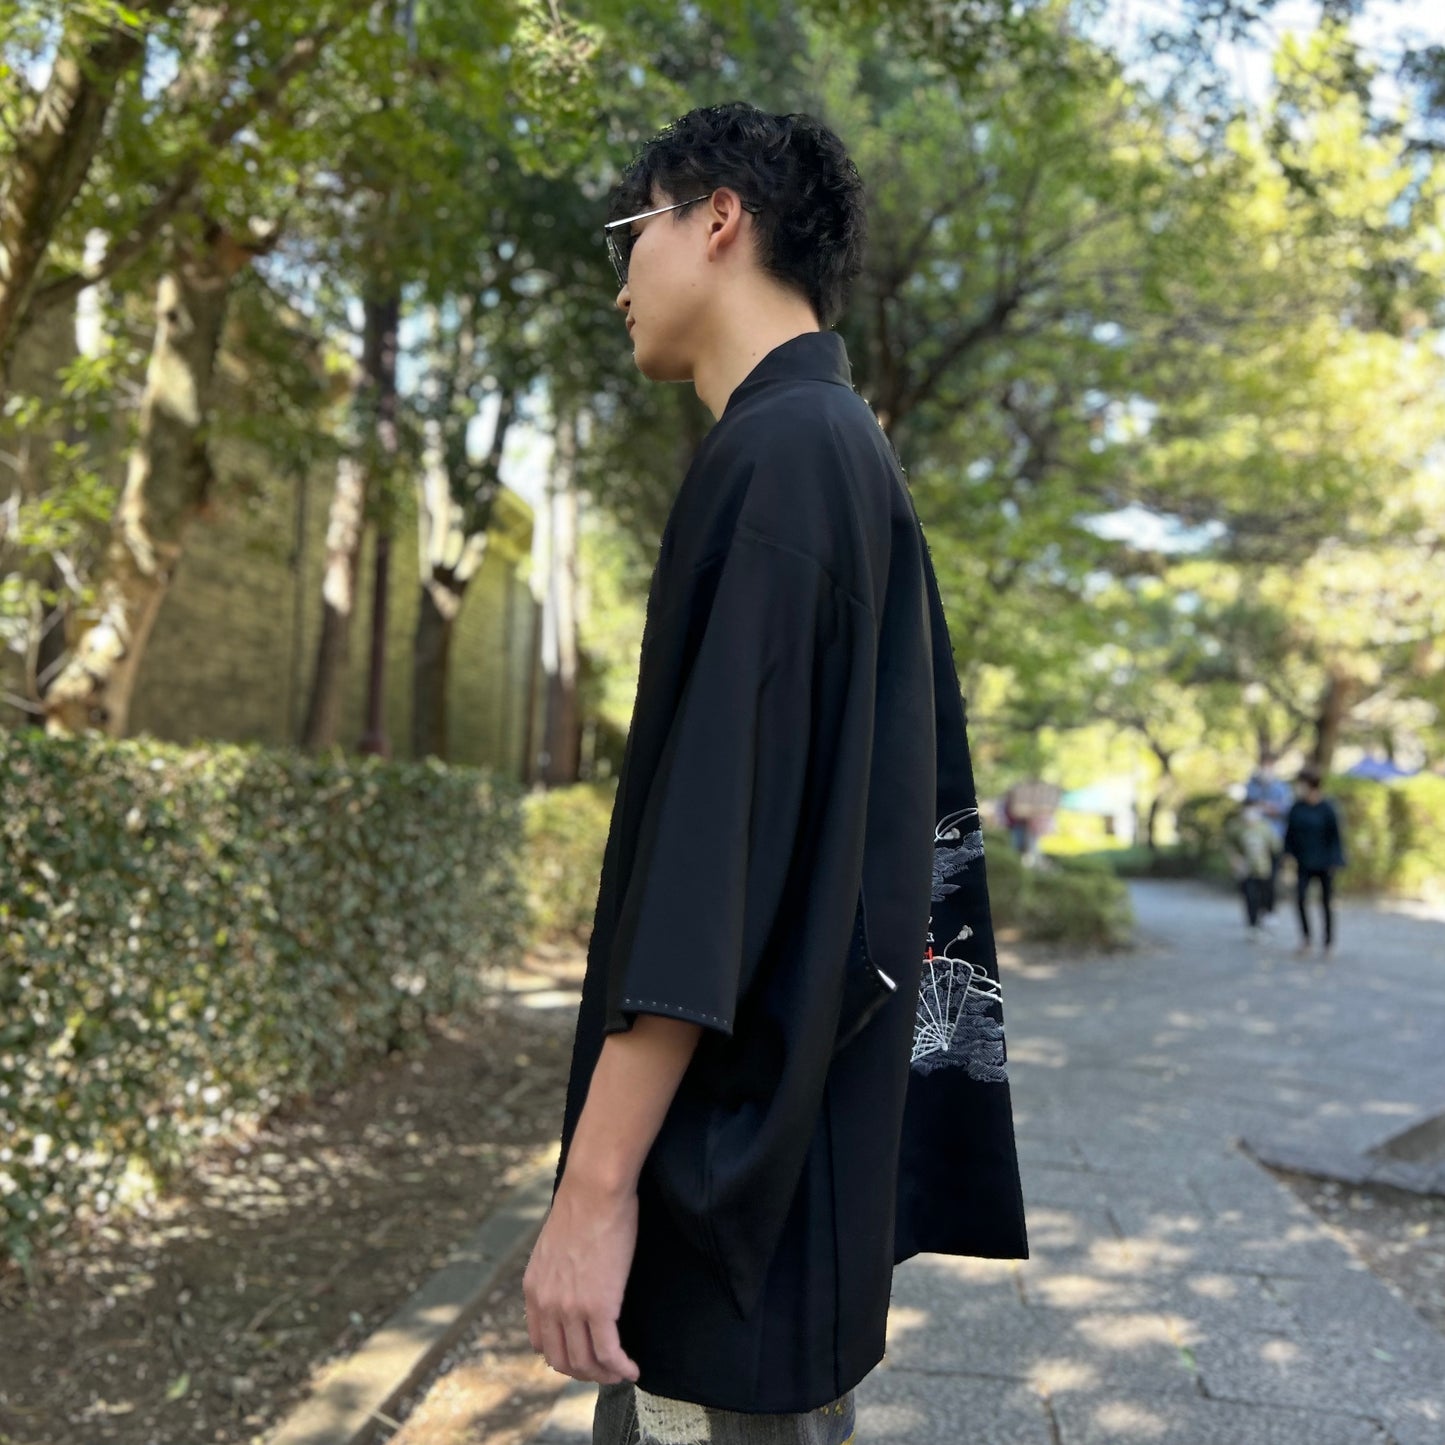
[
  {"x1": 563, "y1": 1013, "x2": 704, "y2": 1197},
  {"x1": 525, "y1": 1014, "x2": 702, "y2": 1384}
]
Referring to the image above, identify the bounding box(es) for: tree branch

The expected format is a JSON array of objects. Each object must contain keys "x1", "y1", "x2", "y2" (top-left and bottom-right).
[
  {"x1": 27, "y1": 7, "x2": 362, "y2": 317},
  {"x1": 0, "y1": 4, "x2": 167, "y2": 370}
]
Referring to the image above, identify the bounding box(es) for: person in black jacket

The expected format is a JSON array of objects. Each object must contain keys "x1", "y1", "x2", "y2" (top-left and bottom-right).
[
  {"x1": 1283, "y1": 767, "x2": 1347, "y2": 956},
  {"x1": 524, "y1": 103, "x2": 1025, "y2": 1445}
]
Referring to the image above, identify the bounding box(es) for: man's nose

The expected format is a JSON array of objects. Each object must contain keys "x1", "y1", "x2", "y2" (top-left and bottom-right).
[{"x1": 615, "y1": 285, "x2": 630, "y2": 313}]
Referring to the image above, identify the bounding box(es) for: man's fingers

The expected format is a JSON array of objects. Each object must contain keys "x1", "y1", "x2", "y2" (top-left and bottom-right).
[
  {"x1": 563, "y1": 1317, "x2": 604, "y2": 1382},
  {"x1": 540, "y1": 1318, "x2": 572, "y2": 1378},
  {"x1": 523, "y1": 1277, "x2": 542, "y2": 1355},
  {"x1": 590, "y1": 1316, "x2": 640, "y2": 1383}
]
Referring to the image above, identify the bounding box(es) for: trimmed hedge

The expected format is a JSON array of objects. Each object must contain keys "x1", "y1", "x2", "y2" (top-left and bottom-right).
[
  {"x1": 1332, "y1": 773, "x2": 1445, "y2": 899},
  {"x1": 1, "y1": 733, "x2": 527, "y2": 1270},
  {"x1": 1390, "y1": 774, "x2": 1445, "y2": 900},
  {"x1": 984, "y1": 839, "x2": 1135, "y2": 949},
  {"x1": 522, "y1": 781, "x2": 616, "y2": 942},
  {"x1": 1330, "y1": 777, "x2": 1397, "y2": 892}
]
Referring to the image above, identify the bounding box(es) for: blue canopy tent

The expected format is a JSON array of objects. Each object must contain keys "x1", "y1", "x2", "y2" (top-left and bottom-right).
[{"x1": 1345, "y1": 757, "x2": 1418, "y2": 782}]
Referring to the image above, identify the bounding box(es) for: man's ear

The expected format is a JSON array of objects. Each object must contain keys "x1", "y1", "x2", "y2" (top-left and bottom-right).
[{"x1": 702, "y1": 188, "x2": 750, "y2": 267}]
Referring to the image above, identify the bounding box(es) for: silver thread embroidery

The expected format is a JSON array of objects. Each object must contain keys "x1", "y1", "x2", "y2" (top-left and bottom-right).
[
  {"x1": 912, "y1": 810, "x2": 1008, "y2": 1081},
  {"x1": 931, "y1": 811, "x2": 985, "y2": 901}
]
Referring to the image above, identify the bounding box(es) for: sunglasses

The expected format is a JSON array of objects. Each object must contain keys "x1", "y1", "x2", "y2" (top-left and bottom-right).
[{"x1": 602, "y1": 194, "x2": 712, "y2": 288}]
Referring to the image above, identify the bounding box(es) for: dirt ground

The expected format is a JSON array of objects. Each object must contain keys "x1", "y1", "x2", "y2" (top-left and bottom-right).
[
  {"x1": 0, "y1": 946, "x2": 584, "y2": 1445},
  {"x1": 4, "y1": 937, "x2": 1442, "y2": 1445},
  {"x1": 380, "y1": 1249, "x2": 566, "y2": 1445},
  {"x1": 1273, "y1": 1168, "x2": 1445, "y2": 1337}
]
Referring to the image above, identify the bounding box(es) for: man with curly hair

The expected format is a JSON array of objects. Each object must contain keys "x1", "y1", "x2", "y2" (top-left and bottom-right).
[{"x1": 525, "y1": 103, "x2": 1026, "y2": 1445}]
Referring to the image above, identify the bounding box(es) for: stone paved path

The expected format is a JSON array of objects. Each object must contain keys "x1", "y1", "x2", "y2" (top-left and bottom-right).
[{"x1": 535, "y1": 881, "x2": 1445, "y2": 1445}]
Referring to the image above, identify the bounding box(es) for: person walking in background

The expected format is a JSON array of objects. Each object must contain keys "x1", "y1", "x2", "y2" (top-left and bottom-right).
[
  {"x1": 1244, "y1": 751, "x2": 1293, "y2": 915},
  {"x1": 1001, "y1": 790, "x2": 1032, "y2": 858},
  {"x1": 1001, "y1": 780, "x2": 1059, "y2": 868},
  {"x1": 1226, "y1": 801, "x2": 1279, "y2": 936},
  {"x1": 1284, "y1": 767, "x2": 1347, "y2": 956}
]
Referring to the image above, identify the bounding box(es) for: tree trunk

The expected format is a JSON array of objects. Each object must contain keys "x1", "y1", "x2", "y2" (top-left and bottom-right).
[
  {"x1": 300, "y1": 456, "x2": 366, "y2": 750},
  {"x1": 1144, "y1": 741, "x2": 1175, "y2": 858},
  {"x1": 44, "y1": 232, "x2": 243, "y2": 735},
  {"x1": 411, "y1": 570, "x2": 465, "y2": 759},
  {"x1": 358, "y1": 528, "x2": 393, "y2": 756},
  {"x1": 408, "y1": 506, "x2": 495, "y2": 762},
  {"x1": 1310, "y1": 668, "x2": 1354, "y2": 775},
  {"x1": 409, "y1": 382, "x2": 513, "y2": 761},
  {"x1": 0, "y1": 8, "x2": 160, "y2": 393},
  {"x1": 540, "y1": 414, "x2": 582, "y2": 786},
  {"x1": 1145, "y1": 792, "x2": 1164, "y2": 854},
  {"x1": 358, "y1": 294, "x2": 400, "y2": 757},
  {"x1": 301, "y1": 295, "x2": 395, "y2": 753},
  {"x1": 32, "y1": 560, "x2": 70, "y2": 717}
]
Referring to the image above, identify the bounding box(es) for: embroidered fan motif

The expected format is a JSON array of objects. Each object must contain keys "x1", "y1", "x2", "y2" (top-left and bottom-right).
[
  {"x1": 913, "y1": 810, "x2": 1008, "y2": 1082},
  {"x1": 932, "y1": 827, "x2": 985, "y2": 900},
  {"x1": 912, "y1": 953, "x2": 1008, "y2": 1080}
]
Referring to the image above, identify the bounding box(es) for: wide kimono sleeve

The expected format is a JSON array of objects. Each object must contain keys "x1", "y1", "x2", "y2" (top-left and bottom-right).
[
  {"x1": 602, "y1": 524, "x2": 862, "y2": 1040},
  {"x1": 893, "y1": 517, "x2": 1029, "y2": 1265}
]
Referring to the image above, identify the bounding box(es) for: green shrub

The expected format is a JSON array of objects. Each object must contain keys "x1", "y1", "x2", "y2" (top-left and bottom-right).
[
  {"x1": 1175, "y1": 792, "x2": 1235, "y2": 869},
  {"x1": 983, "y1": 835, "x2": 1134, "y2": 947},
  {"x1": 1020, "y1": 867, "x2": 1135, "y2": 949},
  {"x1": 0, "y1": 733, "x2": 527, "y2": 1270},
  {"x1": 521, "y1": 781, "x2": 617, "y2": 942},
  {"x1": 1389, "y1": 774, "x2": 1445, "y2": 900},
  {"x1": 1051, "y1": 852, "x2": 1118, "y2": 876},
  {"x1": 1332, "y1": 776, "x2": 1397, "y2": 893},
  {"x1": 1063, "y1": 844, "x2": 1152, "y2": 877},
  {"x1": 981, "y1": 833, "x2": 1026, "y2": 929},
  {"x1": 1073, "y1": 843, "x2": 1199, "y2": 880}
]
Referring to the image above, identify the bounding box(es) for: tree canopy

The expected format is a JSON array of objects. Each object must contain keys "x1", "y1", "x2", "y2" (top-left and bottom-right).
[{"x1": 2, "y1": 0, "x2": 1441, "y2": 805}]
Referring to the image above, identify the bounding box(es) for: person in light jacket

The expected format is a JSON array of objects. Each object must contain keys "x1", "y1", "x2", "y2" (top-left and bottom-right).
[{"x1": 1227, "y1": 802, "x2": 1279, "y2": 934}]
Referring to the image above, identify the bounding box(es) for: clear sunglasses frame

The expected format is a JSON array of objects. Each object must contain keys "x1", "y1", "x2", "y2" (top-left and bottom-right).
[{"x1": 603, "y1": 194, "x2": 712, "y2": 288}]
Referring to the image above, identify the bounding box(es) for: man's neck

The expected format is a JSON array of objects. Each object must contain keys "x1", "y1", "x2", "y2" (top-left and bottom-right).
[{"x1": 691, "y1": 296, "x2": 823, "y2": 420}]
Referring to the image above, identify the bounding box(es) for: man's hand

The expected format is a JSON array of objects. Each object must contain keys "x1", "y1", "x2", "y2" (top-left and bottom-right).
[
  {"x1": 524, "y1": 1013, "x2": 702, "y2": 1385},
  {"x1": 524, "y1": 1174, "x2": 641, "y2": 1383}
]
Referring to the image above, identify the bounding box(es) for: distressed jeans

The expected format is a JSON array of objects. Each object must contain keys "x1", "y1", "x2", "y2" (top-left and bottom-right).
[{"x1": 593, "y1": 1383, "x2": 857, "y2": 1445}]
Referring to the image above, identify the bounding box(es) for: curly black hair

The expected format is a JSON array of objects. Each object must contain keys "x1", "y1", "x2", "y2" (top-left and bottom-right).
[{"x1": 609, "y1": 102, "x2": 867, "y2": 328}]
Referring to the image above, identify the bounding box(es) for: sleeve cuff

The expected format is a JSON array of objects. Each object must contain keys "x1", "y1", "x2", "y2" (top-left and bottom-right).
[{"x1": 605, "y1": 996, "x2": 735, "y2": 1037}]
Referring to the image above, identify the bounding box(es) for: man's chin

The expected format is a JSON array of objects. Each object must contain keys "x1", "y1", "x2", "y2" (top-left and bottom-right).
[{"x1": 633, "y1": 343, "x2": 690, "y2": 385}]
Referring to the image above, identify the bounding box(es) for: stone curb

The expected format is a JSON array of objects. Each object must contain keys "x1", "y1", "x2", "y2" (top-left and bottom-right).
[
  {"x1": 1241, "y1": 1135, "x2": 1445, "y2": 1197},
  {"x1": 266, "y1": 1145, "x2": 559, "y2": 1445}
]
